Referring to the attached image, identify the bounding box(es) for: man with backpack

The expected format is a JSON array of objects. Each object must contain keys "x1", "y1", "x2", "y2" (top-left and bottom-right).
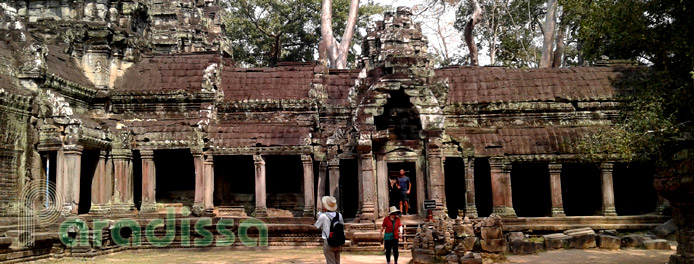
[{"x1": 314, "y1": 196, "x2": 344, "y2": 264}]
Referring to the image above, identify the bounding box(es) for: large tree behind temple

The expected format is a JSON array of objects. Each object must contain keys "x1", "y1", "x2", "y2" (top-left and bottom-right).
[{"x1": 320, "y1": 0, "x2": 360, "y2": 69}]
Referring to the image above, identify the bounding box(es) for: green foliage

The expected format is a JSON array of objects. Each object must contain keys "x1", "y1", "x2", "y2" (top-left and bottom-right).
[
  {"x1": 222, "y1": 0, "x2": 382, "y2": 67},
  {"x1": 572, "y1": 0, "x2": 694, "y2": 165}
]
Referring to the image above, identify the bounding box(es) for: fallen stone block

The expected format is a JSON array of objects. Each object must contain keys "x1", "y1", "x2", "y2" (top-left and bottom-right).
[
  {"x1": 459, "y1": 252, "x2": 483, "y2": 264},
  {"x1": 621, "y1": 234, "x2": 647, "y2": 248},
  {"x1": 507, "y1": 231, "x2": 525, "y2": 242},
  {"x1": 457, "y1": 236, "x2": 477, "y2": 251},
  {"x1": 569, "y1": 233, "x2": 596, "y2": 249},
  {"x1": 481, "y1": 226, "x2": 503, "y2": 240},
  {"x1": 510, "y1": 240, "x2": 536, "y2": 255},
  {"x1": 543, "y1": 233, "x2": 570, "y2": 250},
  {"x1": 480, "y1": 238, "x2": 508, "y2": 253},
  {"x1": 596, "y1": 234, "x2": 621, "y2": 250},
  {"x1": 564, "y1": 227, "x2": 595, "y2": 236},
  {"x1": 599, "y1": 229, "x2": 619, "y2": 237},
  {"x1": 643, "y1": 239, "x2": 671, "y2": 250},
  {"x1": 0, "y1": 237, "x2": 13, "y2": 250},
  {"x1": 412, "y1": 248, "x2": 436, "y2": 264},
  {"x1": 534, "y1": 241, "x2": 544, "y2": 252},
  {"x1": 445, "y1": 253, "x2": 459, "y2": 264},
  {"x1": 651, "y1": 219, "x2": 677, "y2": 239}
]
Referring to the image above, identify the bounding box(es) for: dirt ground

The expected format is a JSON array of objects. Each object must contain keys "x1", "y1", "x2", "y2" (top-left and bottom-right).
[{"x1": 30, "y1": 247, "x2": 675, "y2": 264}]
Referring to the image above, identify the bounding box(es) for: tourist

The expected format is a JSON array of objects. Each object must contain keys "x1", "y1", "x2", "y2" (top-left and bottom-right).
[
  {"x1": 389, "y1": 176, "x2": 401, "y2": 208},
  {"x1": 381, "y1": 206, "x2": 403, "y2": 264},
  {"x1": 314, "y1": 196, "x2": 344, "y2": 264},
  {"x1": 397, "y1": 169, "x2": 411, "y2": 215}
]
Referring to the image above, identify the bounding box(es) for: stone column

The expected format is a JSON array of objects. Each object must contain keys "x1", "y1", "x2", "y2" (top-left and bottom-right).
[
  {"x1": 253, "y1": 154, "x2": 267, "y2": 217},
  {"x1": 301, "y1": 154, "x2": 315, "y2": 216},
  {"x1": 464, "y1": 157, "x2": 478, "y2": 218},
  {"x1": 90, "y1": 150, "x2": 112, "y2": 214},
  {"x1": 548, "y1": 163, "x2": 565, "y2": 217},
  {"x1": 316, "y1": 161, "x2": 327, "y2": 212},
  {"x1": 140, "y1": 150, "x2": 156, "y2": 213},
  {"x1": 359, "y1": 152, "x2": 376, "y2": 221},
  {"x1": 192, "y1": 150, "x2": 204, "y2": 214},
  {"x1": 489, "y1": 157, "x2": 516, "y2": 217},
  {"x1": 59, "y1": 145, "x2": 83, "y2": 215},
  {"x1": 600, "y1": 162, "x2": 618, "y2": 216},
  {"x1": 112, "y1": 149, "x2": 134, "y2": 213},
  {"x1": 427, "y1": 148, "x2": 445, "y2": 213},
  {"x1": 328, "y1": 159, "x2": 340, "y2": 201},
  {"x1": 204, "y1": 153, "x2": 214, "y2": 213}
]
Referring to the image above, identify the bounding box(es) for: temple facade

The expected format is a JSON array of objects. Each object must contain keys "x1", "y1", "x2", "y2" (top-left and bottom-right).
[{"x1": 0, "y1": 0, "x2": 666, "y2": 230}]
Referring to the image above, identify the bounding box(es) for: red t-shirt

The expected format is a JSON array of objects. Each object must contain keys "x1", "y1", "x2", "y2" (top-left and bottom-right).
[{"x1": 382, "y1": 217, "x2": 402, "y2": 240}]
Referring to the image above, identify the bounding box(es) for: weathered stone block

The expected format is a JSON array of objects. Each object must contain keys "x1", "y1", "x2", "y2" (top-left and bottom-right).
[
  {"x1": 412, "y1": 248, "x2": 436, "y2": 264},
  {"x1": 459, "y1": 252, "x2": 483, "y2": 264},
  {"x1": 596, "y1": 234, "x2": 621, "y2": 250},
  {"x1": 651, "y1": 219, "x2": 677, "y2": 239},
  {"x1": 435, "y1": 244, "x2": 448, "y2": 255},
  {"x1": 534, "y1": 241, "x2": 545, "y2": 252},
  {"x1": 445, "y1": 253, "x2": 459, "y2": 263},
  {"x1": 0, "y1": 237, "x2": 13, "y2": 250},
  {"x1": 507, "y1": 231, "x2": 525, "y2": 242},
  {"x1": 480, "y1": 238, "x2": 508, "y2": 253},
  {"x1": 543, "y1": 233, "x2": 569, "y2": 250},
  {"x1": 564, "y1": 227, "x2": 595, "y2": 236},
  {"x1": 569, "y1": 233, "x2": 596, "y2": 249},
  {"x1": 510, "y1": 240, "x2": 536, "y2": 255},
  {"x1": 621, "y1": 234, "x2": 647, "y2": 248},
  {"x1": 481, "y1": 226, "x2": 503, "y2": 240},
  {"x1": 643, "y1": 239, "x2": 671, "y2": 250},
  {"x1": 457, "y1": 236, "x2": 477, "y2": 251}
]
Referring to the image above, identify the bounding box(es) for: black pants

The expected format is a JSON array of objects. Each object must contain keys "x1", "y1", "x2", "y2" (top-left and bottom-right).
[{"x1": 384, "y1": 239, "x2": 399, "y2": 263}]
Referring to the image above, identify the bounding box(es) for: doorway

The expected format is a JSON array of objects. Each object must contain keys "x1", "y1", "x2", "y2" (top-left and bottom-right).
[{"x1": 387, "y1": 162, "x2": 417, "y2": 215}]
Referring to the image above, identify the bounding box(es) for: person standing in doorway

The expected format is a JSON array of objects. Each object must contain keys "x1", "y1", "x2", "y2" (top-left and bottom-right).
[
  {"x1": 380, "y1": 206, "x2": 403, "y2": 264},
  {"x1": 314, "y1": 196, "x2": 343, "y2": 264},
  {"x1": 389, "y1": 176, "x2": 401, "y2": 208},
  {"x1": 397, "y1": 169, "x2": 411, "y2": 215}
]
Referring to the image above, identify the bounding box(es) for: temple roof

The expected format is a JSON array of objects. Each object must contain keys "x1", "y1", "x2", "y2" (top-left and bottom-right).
[
  {"x1": 448, "y1": 126, "x2": 603, "y2": 156},
  {"x1": 45, "y1": 44, "x2": 95, "y2": 89},
  {"x1": 115, "y1": 53, "x2": 228, "y2": 92},
  {"x1": 435, "y1": 66, "x2": 635, "y2": 104},
  {"x1": 208, "y1": 122, "x2": 311, "y2": 148},
  {"x1": 219, "y1": 62, "x2": 315, "y2": 101}
]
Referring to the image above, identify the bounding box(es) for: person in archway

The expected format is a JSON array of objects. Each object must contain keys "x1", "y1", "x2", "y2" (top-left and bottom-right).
[
  {"x1": 380, "y1": 206, "x2": 402, "y2": 264},
  {"x1": 389, "y1": 176, "x2": 401, "y2": 208},
  {"x1": 397, "y1": 169, "x2": 411, "y2": 215}
]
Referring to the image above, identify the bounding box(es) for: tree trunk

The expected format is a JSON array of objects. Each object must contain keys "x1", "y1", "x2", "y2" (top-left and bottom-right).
[
  {"x1": 464, "y1": 0, "x2": 483, "y2": 66},
  {"x1": 320, "y1": 0, "x2": 360, "y2": 69},
  {"x1": 552, "y1": 23, "x2": 566, "y2": 68},
  {"x1": 539, "y1": 0, "x2": 558, "y2": 68}
]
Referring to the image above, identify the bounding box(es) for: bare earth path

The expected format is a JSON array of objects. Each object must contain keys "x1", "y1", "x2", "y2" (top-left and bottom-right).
[{"x1": 30, "y1": 248, "x2": 674, "y2": 264}]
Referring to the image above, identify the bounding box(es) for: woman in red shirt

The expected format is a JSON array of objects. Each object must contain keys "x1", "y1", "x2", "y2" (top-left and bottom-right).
[{"x1": 380, "y1": 206, "x2": 402, "y2": 264}]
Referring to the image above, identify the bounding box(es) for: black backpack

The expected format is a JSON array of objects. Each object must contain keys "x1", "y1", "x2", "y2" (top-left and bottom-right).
[{"x1": 327, "y1": 213, "x2": 345, "y2": 246}]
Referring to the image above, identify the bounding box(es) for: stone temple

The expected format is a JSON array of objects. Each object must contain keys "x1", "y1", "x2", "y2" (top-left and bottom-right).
[{"x1": 0, "y1": 0, "x2": 669, "y2": 257}]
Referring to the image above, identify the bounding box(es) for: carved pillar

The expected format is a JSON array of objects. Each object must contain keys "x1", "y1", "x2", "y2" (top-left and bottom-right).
[
  {"x1": 359, "y1": 152, "x2": 376, "y2": 221},
  {"x1": 204, "y1": 153, "x2": 214, "y2": 213},
  {"x1": 112, "y1": 149, "x2": 134, "y2": 213},
  {"x1": 464, "y1": 157, "x2": 478, "y2": 218},
  {"x1": 548, "y1": 163, "x2": 565, "y2": 217},
  {"x1": 253, "y1": 154, "x2": 267, "y2": 217},
  {"x1": 302, "y1": 155, "x2": 315, "y2": 216},
  {"x1": 90, "y1": 150, "x2": 112, "y2": 214},
  {"x1": 600, "y1": 162, "x2": 618, "y2": 216},
  {"x1": 489, "y1": 157, "x2": 516, "y2": 217},
  {"x1": 328, "y1": 159, "x2": 340, "y2": 202},
  {"x1": 192, "y1": 149, "x2": 204, "y2": 214},
  {"x1": 58, "y1": 145, "x2": 82, "y2": 215},
  {"x1": 140, "y1": 150, "x2": 156, "y2": 213},
  {"x1": 427, "y1": 147, "x2": 445, "y2": 213},
  {"x1": 316, "y1": 161, "x2": 327, "y2": 212}
]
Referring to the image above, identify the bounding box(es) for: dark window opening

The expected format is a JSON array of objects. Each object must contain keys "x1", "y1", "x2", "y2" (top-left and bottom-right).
[
  {"x1": 374, "y1": 89, "x2": 422, "y2": 140},
  {"x1": 265, "y1": 155, "x2": 303, "y2": 216},
  {"x1": 561, "y1": 163, "x2": 602, "y2": 216},
  {"x1": 474, "y1": 158, "x2": 493, "y2": 217},
  {"x1": 510, "y1": 163, "x2": 552, "y2": 217},
  {"x1": 339, "y1": 159, "x2": 359, "y2": 219},
  {"x1": 132, "y1": 151, "x2": 142, "y2": 211},
  {"x1": 154, "y1": 149, "x2": 196, "y2": 208},
  {"x1": 214, "y1": 156, "x2": 255, "y2": 215},
  {"x1": 613, "y1": 162, "x2": 657, "y2": 215},
  {"x1": 387, "y1": 162, "x2": 417, "y2": 215},
  {"x1": 444, "y1": 157, "x2": 466, "y2": 219},
  {"x1": 78, "y1": 150, "x2": 100, "y2": 214}
]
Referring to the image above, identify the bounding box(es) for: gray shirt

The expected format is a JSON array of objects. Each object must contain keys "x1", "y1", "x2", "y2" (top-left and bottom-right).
[{"x1": 314, "y1": 212, "x2": 344, "y2": 240}]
